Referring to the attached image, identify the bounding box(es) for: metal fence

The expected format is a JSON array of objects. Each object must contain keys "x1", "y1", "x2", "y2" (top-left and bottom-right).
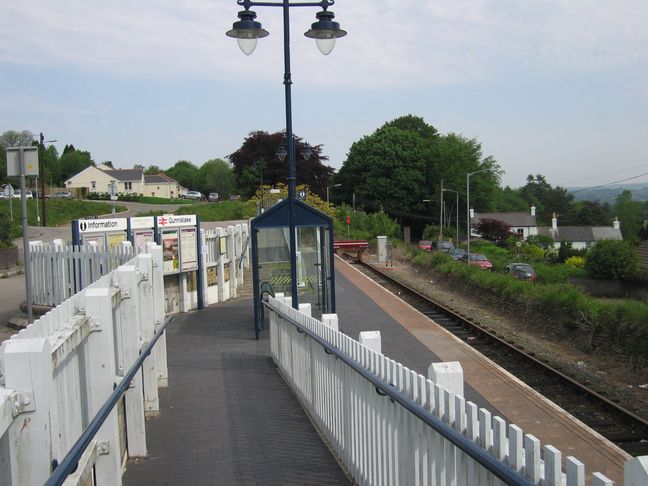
[{"x1": 265, "y1": 295, "x2": 642, "y2": 486}]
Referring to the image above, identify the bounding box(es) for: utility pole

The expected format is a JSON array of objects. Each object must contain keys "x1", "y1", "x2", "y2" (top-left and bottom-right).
[
  {"x1": 439, "y1": 179, "x2": 444, "y2": 240},
  {"x1": 39, "y1": 133, "x2": 47, "y2": 226}
]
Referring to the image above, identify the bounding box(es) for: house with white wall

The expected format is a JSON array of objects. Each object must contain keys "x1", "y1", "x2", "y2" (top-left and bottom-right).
[
  {"x1": 66, "y1": 164, "x2": 184, "y2": 198},
  {"x1": 471, "y1": 206, "x2": 538, "y2": 239},
  {"x1": 537, "y1": 215, "x2": 623, "y2": 250}
]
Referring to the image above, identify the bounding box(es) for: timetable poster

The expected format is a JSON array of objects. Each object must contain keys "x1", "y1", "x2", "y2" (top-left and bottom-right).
[
  {"x1": 134, "y1": 230, "x2": 154, "y2": 252},
  {"x1": 180, "y1": 228, "x2": 198, "y2": 271},
  {"x1": 107, "y1": 232, "x2": 126, "y2": 249},
  {"x1": 162, "y1": 229, "x2": 179, "y2": 273}
]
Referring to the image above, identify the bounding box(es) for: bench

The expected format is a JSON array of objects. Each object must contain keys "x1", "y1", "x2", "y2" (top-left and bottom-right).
[{"x1": 333, "y1": 240, "x2": 369, "y2": 262}]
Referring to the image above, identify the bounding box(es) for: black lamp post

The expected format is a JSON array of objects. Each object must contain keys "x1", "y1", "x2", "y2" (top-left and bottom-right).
[{"x1": 227, "y1": 0, "x2": 346, "y2": 309}]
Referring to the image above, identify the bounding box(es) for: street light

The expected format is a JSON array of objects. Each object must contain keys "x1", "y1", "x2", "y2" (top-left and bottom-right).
[
  {"x1": 466, "y1": 168, "x2": 493, "y2": 257},
  {"x1": 442, "y1": 188, "x2": 459, "y2": 246},
  {"x1": 227, "y1": 0, "x2": 346, "y2": 309},
  {"x1": 326, "y1": 183, "x2": 341, "y2": 204}
]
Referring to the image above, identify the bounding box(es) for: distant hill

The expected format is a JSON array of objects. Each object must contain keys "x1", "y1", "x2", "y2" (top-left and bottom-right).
[{"x1": 567, "y1": 183, "x2": 648, "y2": 204}]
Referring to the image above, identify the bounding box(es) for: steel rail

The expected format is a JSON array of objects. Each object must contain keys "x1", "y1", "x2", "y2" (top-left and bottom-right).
[
  {"x1": 355, "y1": 257, "x2": 648, "y2": 432},
  {"x1": 265, "y1": 299, "x2": 534, "y2": 485},
  {"x1": 45, "y1": 314, "x2": 173, "y2": 486}
]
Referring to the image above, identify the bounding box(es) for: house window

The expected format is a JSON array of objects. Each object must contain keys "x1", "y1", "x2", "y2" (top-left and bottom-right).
[
  {"x1": 125, "y1": 182, "x2": 132, "y2": 190},
  {"x1": 91, "y1": 181, "x2": 96, "y2": 190},
  {"x1": 157, "y1": 186, "x2": 160, "y2": 190},
  {"x1": 516, "y1": 228, "x2": 524, "y2": 237}
]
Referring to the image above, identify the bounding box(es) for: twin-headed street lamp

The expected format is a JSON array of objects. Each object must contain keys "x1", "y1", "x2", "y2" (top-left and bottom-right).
[{"x1": 227, "y1": 0, "x2": 346, "y2": 308}]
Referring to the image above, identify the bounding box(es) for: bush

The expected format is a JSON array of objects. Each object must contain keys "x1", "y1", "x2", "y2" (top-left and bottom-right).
[
  {"x1": 0, "y1": 209, "x2": 13, "y2": 248},
  {"x1": 564, "y1": 256, "x2": 585, "y2": 269},
  {"x1": 585, "y1": 240, "x2": 639, "y2": 280}
]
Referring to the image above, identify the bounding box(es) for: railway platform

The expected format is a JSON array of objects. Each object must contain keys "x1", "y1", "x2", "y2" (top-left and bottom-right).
[
  {"x1": 123, "y1": 255, "x2": 629, "y2": 485},
  {"x1": 335, "y1": 256, "x2": 629, "y2": 484}
]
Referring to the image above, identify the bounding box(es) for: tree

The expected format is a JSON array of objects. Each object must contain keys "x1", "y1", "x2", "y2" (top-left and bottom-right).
[
  {"x1": 59, "y1": 149, "x2": 94, "y2": 182},
  {"x1": 133, "y1": 163, "x2": 144, "y2": 170},
  {"x1": 585, "y1": 240, "x2": 638, "y2": 280},
  {"x1": 165, "y1": 161, "x2": 199, "y2": 189},
  {"x1": 228, "y1": 131, "x2": 334, "y2": 199},
  {"x1": 194, "y1": 159, "x2": 236, "y2": 198},
  {"x1": 561, "y1": 201, "x2": 611, "y2": 226},
  {"x1": 518, "y1": 175, "x2": 574, "y2": 225},
  {"x1": 43, "y1": 145, "x2": 61, "y2": 186},
  {"x1": 475, "y1": 218, "x2": 512, "y2": 246},
  {"x1": 0, "y1": 130, "x2": 34, "y2": 148},
  {"x1": 613, "y1": 190, "x2": 642, "y2": 244},
  {"x1": 145, "y1": 165, "x2": 162, "y2": 175},
  {"x1": 102, "y1": 161, "x2": 114, "y2": 168}
]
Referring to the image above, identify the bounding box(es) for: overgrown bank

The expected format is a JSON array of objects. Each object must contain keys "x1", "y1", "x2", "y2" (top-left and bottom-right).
[{"x1": 400, "y1": 244, "x2": 648, "y2": 372}]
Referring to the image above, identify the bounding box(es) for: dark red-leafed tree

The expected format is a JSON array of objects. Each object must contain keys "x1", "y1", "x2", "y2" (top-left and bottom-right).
[{"x1": 475, "y1": 218, "x2": 512, "y2": 246}]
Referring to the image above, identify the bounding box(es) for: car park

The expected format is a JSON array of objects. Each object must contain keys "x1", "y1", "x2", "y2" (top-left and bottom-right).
[
  {"x1": 505, "y1": 263, "x2": 537, "y2": 281},
  {"x1": 47, "y1": 190, "x2": 73, "y2": 199},
  {"x1": 208, "y1": 192, "x2": 219, "y2": 202},
  {"x1": 181, "y1": 191, "x2": 203, "y2": 200},
  {"x1": 462, "y1": 253, "x2": 493, "y2": 270},
  {"x1": 448, "y1": 248, "x2": 466, "y2": 261},
  {"x1": 12, "y1": 190, "x2": 33, "y2": 199},
  {"x1": 417, "y1": 240, "x2": 432, "y2": 251},
  {"x1": 432, "y1": 240, "x2": 454, "y2": 253}
]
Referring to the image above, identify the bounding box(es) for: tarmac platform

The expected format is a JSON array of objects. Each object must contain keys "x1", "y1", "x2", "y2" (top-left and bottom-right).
[{"x1": 123, "y1": 256, "x2": 628, "y2": 485}]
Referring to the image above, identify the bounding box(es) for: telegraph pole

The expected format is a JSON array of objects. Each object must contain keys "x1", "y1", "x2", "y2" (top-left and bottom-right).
[{"x1": 39, "y1": 133, "x2": 47, "y2": 226}]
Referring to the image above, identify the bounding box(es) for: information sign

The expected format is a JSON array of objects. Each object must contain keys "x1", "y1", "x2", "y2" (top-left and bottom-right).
[
  {"x1": 157, "y1": 214, "x2": 197, "y2": 228},
  {"x1": 130, "y1": 216, "x2": 155, "y2": 230},
  {"x1": 78, "y1": 218, "x2": 127, "y2": 233}
]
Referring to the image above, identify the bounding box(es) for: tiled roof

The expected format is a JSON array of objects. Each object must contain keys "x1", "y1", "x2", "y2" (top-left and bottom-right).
[
  {"x1": 102, "y1": 168, "x2": 144, "y2": 182},
  {"x1": 537, "y1": 226, "x2": 623, "y2": 242},
  {"x1": 145, "y1": 174, "x2": 178, "y2": 184},
  {"x1": 473, "y1": 212, "x2": 536, "y2": 227}
]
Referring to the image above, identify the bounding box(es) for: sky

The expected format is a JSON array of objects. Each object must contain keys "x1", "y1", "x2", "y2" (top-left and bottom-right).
[{"x1": 1, "y1": 0, "x2": 647, "y2": 189}]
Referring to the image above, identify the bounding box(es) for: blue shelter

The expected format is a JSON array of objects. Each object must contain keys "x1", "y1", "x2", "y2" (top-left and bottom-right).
[{"x1": 251, "y1": 198, "x2": 336, "y2": 339}]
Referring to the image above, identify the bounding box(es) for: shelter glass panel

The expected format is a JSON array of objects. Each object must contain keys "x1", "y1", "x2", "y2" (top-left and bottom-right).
[{"x1": 257, "y1": 227, "x2": 292, "y2": 296}]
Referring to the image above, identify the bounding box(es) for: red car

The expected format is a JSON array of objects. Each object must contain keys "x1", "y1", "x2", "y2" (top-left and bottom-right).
[
  {"x1": 418, "y1": 240, "x2": 432, "y2": 251},
  {"x1": 462, "y1": 253, "x2": 493, "y2": 270}
]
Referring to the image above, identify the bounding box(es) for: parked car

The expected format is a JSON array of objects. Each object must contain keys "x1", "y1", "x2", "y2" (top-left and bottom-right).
[
  {"x1": 432, "y1": 240, "x2": 454, "y2": 253},
  {"x1": 47, "y1": 190, "x2": 73, "y2": 199},
  {"x1": 448, "y1": 248, "x2": 466, "y2": 261},
  {"x1": 180, "y1": 191, "x2": 203, "y2": 200},
  {"x1": 12, "y1": 190, "x2": 33, "y2": 199},
  {"x1": 462, "y1": 253, "x2": 493, "y2": 270},
  {"x1": 417, "y1": 240, "x2": 432, "y2": 251},
  {"x1": 208, "y1": 192, "x2": 219, "y2": 202},
  {"x1": 505, "y1": 263, "x2": 537, "y2": 281}
]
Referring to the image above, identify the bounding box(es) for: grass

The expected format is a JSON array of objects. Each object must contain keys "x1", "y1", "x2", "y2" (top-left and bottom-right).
[
  {"x1": 175, "y1": 200, "x2": 256, "y2": 221},
  {"x1": 134, "y1": 196, "x2": 195, "y2": 205},
  {"x1": 0, "y1": 199, "x2": 125, "y2": 239}
]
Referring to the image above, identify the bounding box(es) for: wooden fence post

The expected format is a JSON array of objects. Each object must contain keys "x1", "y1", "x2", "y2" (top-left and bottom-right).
[
  {"x1": 147, "y1": 242, "x2": 168, "y2": 388},
  {"x1": 117, "y1": 264, "x2": 147, "y2": 457},
  {"x1": 136, "y1": 254, "x2": 160, "y2": 416},
  {"x1": 3, "y1": 338, "x2": 54, "y2": 486},
  {"x1": 85, "y1": 287, "x2": 124, "y2": 485}
]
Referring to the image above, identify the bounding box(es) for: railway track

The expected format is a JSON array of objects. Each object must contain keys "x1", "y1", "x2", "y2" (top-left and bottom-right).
[{"x1": 344, "y1": 255, "x2": 648, "y2": 456}]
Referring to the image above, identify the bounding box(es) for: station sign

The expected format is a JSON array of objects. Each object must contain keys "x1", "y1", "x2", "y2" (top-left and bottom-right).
[
  {"x1": 130, "y1": 216, "x2": 155, "y2": 230},
  {"x1": 157, "y1": 214, "x2": 197, "y2": 228}
]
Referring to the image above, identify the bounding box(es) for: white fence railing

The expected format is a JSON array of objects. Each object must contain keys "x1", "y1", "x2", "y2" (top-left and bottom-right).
[
  {"x1": 0, "y1": 242, "x2": 167, "y2": 486},
  {"x1": 266, "y1": 295, "x2": 648, "y2": 486},
  {"x1": 29, "y1": 241, "x2": 137, "y2": 306}
]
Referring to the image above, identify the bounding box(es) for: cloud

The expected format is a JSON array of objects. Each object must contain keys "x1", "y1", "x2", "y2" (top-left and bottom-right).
[{"x1": 1, "y1": 1, "x2": 646, "y2": 88}]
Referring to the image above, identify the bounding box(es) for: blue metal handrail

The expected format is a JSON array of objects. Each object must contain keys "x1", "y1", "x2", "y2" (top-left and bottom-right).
[
  {"x1": 238, "y1": 234, "x2": 250, "y2": 270},
  {"x1": 45, "y1": 315, "x2": 173, "y2": 486},
  {"x1": 265, "y1": 300, "x2": 534, "y2": 486}
]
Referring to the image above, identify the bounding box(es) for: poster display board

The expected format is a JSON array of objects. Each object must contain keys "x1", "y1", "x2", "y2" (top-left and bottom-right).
[
  {"x1": 207, "y1": 266, "x2": 218, "y2": 287},
  {"x1": 162, "y1": 229, "x2": 180, "y2": 273},
  {"x1": 82, "y1": 234, "x2": 105, "y2": 248},
  {"x1": 107, "y1": 233, "x2": 126, "y2": 248},
  {"x1": 180, "y1": 228, "x2": 198, "y2": 271},
  {"x1": 219, "y1": 237, "x2": 227, "y2": 255},
  {"x1": 133, "y1": 230, "x2": 154, "y2": 251}
]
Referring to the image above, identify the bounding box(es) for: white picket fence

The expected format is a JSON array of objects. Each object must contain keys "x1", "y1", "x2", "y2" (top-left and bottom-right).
[
  {"x1": 266, "y1": 295, "x2": 648, "y2": 486},
  {"x1": 0, "y1": 242, "x2": 167, "y2": 486},
  {"x1": 29, "y1": 241, "x2": 137, "y2": 306}
]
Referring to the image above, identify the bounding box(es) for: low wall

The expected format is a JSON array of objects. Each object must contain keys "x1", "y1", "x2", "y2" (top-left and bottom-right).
[{"x1": 0, "y1": 246, "x2": 18, "y2": 270}]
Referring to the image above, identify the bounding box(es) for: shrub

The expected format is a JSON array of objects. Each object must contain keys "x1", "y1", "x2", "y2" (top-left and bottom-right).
[
  {"x1": 0, "y1": 208, "x2": 13, "y2": 248},
  {"x1": 585, "y1": 240, "x2": 639, "y2": 280},
  {"x1": 564, "y1": 256, "x2": 585, "y2": 269},
  {"x1": 474, "y1": 218, "x2": 512, "y2": 246}
]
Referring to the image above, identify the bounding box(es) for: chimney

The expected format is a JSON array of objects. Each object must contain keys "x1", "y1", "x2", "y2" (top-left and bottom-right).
[
  {"x1": 469, "y1": 208, "x2": 475, "y2": 219},
  {"x1": 531, "y1": 205, "x2": 536, "y2": 216},
  {"x1": 613, "y1": 217, "x2": 620, "y2": 230},
  {"x1": 552, "y1": 212, "x2": 558, "y2": 230}
]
